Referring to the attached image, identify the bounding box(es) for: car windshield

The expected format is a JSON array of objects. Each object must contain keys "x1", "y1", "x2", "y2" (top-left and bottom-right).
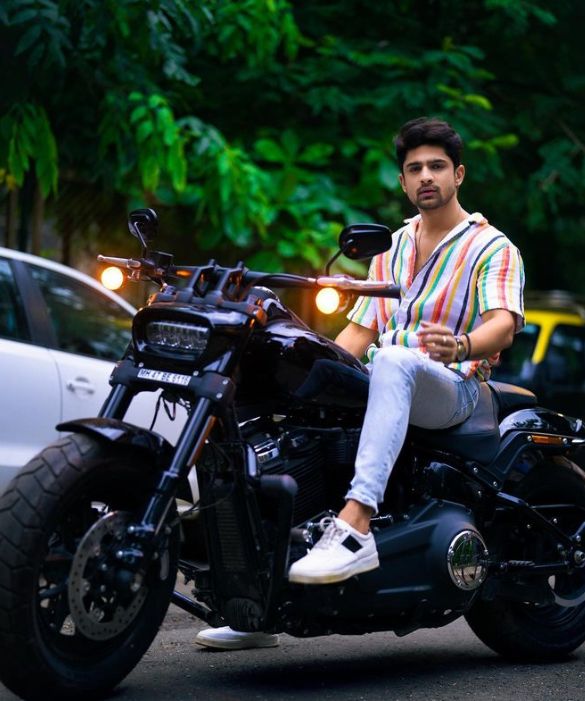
[{"x1": 492, "y1": 323, "x2": 540, "y2": 384}]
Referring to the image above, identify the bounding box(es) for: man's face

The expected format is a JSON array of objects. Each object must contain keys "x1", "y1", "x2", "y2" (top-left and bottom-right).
[{"x1": 398, "y1": 145, "x2": 465, "y2": 211}]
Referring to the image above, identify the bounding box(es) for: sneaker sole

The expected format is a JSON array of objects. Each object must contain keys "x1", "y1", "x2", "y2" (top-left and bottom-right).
[
  {"x1": 195, "y1": 636, "x2": 280, "y2": 650},
  {"x1": 288, "y1": 554, "x2": 380, "y2": 585}
]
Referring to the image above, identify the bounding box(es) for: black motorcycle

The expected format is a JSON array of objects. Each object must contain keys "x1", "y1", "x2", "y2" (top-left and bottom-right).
[{"x1": 1, "y1": 209, "x2": 585, "y2": 700}]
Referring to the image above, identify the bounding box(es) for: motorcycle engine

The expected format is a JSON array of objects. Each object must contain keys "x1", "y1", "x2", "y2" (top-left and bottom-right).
[{"x1": 244, "y1": 422, "x2": 359, "y2": 525}]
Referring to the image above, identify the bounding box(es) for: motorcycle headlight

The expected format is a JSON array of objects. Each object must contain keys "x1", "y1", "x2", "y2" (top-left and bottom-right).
[{"x1": 145, "y1": 321, "x2": 210, "y2": 355}]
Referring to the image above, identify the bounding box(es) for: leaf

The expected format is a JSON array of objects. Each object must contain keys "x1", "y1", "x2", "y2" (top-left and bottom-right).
[
  {"x1": 379, "y1": 158, "x2": 400, "y2": 190},
  {"x1": 300, "y1": 242, "x2": 321, "y2": 269},
  {"x1": 247, "y1": 250, "x2": 281, "y2": 272},
  {"x1": 490, "y1": 134, "x2": 519, "y2": 149},
  {"x1": 136, "y1": 121, "x2": 154, "y2": 143},
  {"x1": 141, "y1": 155, "x2": 160, "y2": 191},
  {"x1": 298, "y1": 143, "x2": 334, "y2": 165},
  {"x1": 341, "y1": 142, "x2": 359, "y2": 158},
  {"x1": 130, "y1": 106, "x2": 149, "y2": 124},
  {"x1": 276, "y1": 239, "x2": 297, "y2": 257},
  {"x1": 168, "y1": 139, "x2": 187, "y2": 192},
  {"x1": 27, "y1": 41, "x2": 45, "y2": 68},
  {"x1": 15, "y1": 24, "x2": 42, "y2": 56},
  {"x1": 148, "y1": 94, "x2": 165, "y2": 108},
  {"x1": 254, "y1": 138, "x2": 285, "y2": 163},
  {"x1": 464, "y1": 93, "x2": 492, "y2": 110},
  {"x1": 11, "y1": 8, "x2": 39, "y2": 25},
  {"x1": 281, "y1": 130, "x2": 299, "y2": 157}
]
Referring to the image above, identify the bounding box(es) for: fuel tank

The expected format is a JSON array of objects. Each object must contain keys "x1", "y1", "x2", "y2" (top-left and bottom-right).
[{"x1": 237, "y1": 293, "x2": 369, "y2": 410}]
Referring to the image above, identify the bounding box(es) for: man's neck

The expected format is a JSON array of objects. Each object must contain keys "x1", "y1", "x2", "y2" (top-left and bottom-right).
[{"x1": 418, "y1": 200, "x2": 468, "y2": 243}]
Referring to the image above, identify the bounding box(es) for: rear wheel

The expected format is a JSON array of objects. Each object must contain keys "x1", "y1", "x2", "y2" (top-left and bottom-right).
[
  {"x1": 0, "y1": 433, "x2": 179, "y2": 700},
  {"x1": 466, "y1": 459, "x2": 585, "y2": 661}
]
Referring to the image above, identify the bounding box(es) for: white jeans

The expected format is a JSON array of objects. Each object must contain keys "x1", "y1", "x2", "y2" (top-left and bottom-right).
[{"x1": 345, "y1": 346, "x2": 481, "y2": 512}]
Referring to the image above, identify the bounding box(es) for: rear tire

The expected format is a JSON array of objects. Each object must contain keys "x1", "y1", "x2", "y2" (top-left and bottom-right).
[
  {"x1": 466, "y1": 459, "x2": 585, "y2": 661},
  {"x1": 0, "y1": 434, "x2": 179, "y2": 700}
]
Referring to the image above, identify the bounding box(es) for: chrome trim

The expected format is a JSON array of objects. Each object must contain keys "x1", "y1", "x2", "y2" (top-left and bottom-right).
[{"x1": 447, "y1": 530, "x2": 489, "y2": 591}]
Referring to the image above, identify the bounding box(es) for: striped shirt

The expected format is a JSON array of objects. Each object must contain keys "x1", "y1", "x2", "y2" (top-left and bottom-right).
[{"x1": 347, "y1": 212, "x2": 525, "y2": 380}]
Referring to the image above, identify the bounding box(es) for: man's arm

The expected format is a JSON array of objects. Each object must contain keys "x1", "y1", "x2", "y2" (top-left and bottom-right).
[
  {"x1": 335, "y1": 321, "x2": 378, "y2": 359},
  {"x1": 417, "y1": 309, "x2": 516, "y2": 364},
  {"x1": 465, "y1": 308, "x2": 516, "y2": 358}
]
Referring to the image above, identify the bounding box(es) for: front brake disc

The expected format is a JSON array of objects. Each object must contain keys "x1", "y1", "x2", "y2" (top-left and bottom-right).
[{"x1": 67, "y1": 511, "x2": 148, "y2": 641}]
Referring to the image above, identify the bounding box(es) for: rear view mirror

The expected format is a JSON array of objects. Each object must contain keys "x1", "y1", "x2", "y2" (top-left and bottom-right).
[
  {"x1": 339, "y1": 223, "x2": 391, "y2": 260},
  {"x1": 128, "y1": 209, "x2": 158, "y2": 250}
]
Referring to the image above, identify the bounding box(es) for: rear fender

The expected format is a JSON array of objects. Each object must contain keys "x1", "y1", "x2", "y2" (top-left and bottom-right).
[{"x1": 492, "y1": 407, "x2": 585, "y2": 486}]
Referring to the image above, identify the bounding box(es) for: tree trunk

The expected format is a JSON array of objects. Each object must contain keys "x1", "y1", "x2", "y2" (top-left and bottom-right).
[
  {"x1": 17, "y1": 174, "x2": 34, "y2": 252},
  {"x1": 6, "y1": 187, "x2": 19, "y2": 248},
  {"x1": 31, "y1": 183, "x2": 45, "y2": 255}
]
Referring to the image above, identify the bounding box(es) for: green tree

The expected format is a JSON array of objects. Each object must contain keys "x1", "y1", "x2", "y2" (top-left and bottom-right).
[{"x1": 0, "y1": 0, "x2": 582, "y2": 294}]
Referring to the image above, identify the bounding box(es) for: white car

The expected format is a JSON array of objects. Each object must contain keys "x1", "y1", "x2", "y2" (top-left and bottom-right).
[{"x1": 0, "y1": 246, "x2": 189, "y2": 494}]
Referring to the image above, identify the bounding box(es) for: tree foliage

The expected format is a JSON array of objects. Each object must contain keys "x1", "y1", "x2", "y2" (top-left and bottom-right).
[{"x1": 0, "y1": 0, "x2": 583, "y2": 290}]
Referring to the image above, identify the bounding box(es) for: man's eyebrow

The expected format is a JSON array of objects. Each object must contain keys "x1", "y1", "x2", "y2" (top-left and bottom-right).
[{"x1": 405, "y1": 158, "x2": 449, "y2": 168}]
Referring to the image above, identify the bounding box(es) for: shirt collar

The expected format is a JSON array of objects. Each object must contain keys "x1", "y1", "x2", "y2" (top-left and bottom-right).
[{"x1": 402, "y1": 211, "x2": 487, "y2": 240}]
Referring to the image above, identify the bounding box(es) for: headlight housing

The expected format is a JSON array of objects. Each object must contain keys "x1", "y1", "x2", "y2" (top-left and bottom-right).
[{"x1": 145, "y1": 321, "x2": 210, "y2": 356}]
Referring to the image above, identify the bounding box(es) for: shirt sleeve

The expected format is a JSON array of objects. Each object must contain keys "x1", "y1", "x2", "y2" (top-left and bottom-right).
[
  {"x1": 346, "y1": 257, "x2": 379, "y2": 331},
  {"x1": 477, "y1": 242, "x2": 525, "y2": 332}
]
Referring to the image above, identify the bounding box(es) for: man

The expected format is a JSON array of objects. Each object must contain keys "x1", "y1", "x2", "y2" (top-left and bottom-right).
[{"x1": 196, "y1": 116, "x2": 525, "y2": 648}]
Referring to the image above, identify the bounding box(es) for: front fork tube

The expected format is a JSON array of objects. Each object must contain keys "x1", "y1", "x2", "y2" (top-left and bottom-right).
[
  {"x1": 100, "y1": 350, "x2": 243, "y2": 575},
  {"x1": 99, "y1": 385, "x2": 216, "y2": 572},
  {"x1": 110, "y1": 394, "x2": 217, "y2": 577},
  {"x1": 99, "y1": 383, "x2": 135, "y2": 419},
  {"x1": 140, "y1": 397, "x2": 216, "y2": 535}
]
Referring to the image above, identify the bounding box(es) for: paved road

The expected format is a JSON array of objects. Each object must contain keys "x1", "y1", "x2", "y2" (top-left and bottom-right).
[{"x1": 2, "y1": 604, "x2": 582, "y2": 701}]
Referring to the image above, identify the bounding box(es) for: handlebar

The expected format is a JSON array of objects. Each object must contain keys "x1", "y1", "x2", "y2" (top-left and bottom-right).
[
  {"x1": 97, "y1": 254, "x2": 401, "y2": 299},
  {"x1": 97, "y1": 255, "x2": 140, "y2": 268},
  {"x1": 315, "y1": 275, "x2": 400, "y2": 298}
]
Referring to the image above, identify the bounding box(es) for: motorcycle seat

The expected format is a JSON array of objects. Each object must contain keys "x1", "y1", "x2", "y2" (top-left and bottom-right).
[
  {"x1": 410, "y1": 382, "x2": 500, "y2": 464},
  {"x1": 486, "y1": 380, "x2": 536, "y2": 418}
]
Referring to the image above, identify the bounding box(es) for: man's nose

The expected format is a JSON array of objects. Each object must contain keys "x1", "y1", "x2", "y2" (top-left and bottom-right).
[{"x1": 420, "y1": 166, "x2": 433, "y2": 182}]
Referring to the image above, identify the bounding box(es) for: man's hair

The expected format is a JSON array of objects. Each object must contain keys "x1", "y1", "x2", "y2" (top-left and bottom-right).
[{"x1": 394, "y1": 117, "x2": 463, "y2": 171}]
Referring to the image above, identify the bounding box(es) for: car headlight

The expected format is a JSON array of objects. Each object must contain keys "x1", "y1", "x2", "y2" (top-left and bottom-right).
[{"x1": 145, "y1": 321, "x2": 210, "y2": 354}]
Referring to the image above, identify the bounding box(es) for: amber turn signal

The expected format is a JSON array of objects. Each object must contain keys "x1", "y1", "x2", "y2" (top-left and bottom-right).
[
  {"x1": 100, "y1": 266, "x2": 125, "y2": 290},
  {"x1": 315, "y1": 287, "x2": 343, "y2": 314}
]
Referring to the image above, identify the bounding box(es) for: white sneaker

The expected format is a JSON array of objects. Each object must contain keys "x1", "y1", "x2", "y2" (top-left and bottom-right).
[
  {"x1": 288, "y1": 516, "x2": 379, "y2": 585},
  {"x1": 195, "y1": 626, "x2": 280, "y2": 650}
]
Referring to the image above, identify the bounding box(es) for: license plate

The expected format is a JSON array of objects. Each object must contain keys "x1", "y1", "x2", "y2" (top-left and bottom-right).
[{"x1": 137, "y1": 368, "x2": 191, "y2": 386}]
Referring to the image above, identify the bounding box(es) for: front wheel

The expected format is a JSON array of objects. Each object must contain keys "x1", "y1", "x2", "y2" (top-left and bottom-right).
[
  {"x1": 466, "y1": 459, "x2": 585, "y2": 661},
  {"x1": 0, "y1": 434, "x2": 179, "y2": 700}
]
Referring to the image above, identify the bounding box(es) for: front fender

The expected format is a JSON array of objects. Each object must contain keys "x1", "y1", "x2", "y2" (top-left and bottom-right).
[
  {"x1": 57, "y1": 417, "x2": 172, "y2": 460},
  {"x1": 57, "y1": 417, "x2": 198, "y2": 505}
]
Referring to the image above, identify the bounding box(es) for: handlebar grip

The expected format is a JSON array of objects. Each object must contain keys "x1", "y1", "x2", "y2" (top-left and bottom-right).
[
  {"x1": 97, "y1": 255, "x2": 140, "y2": 269},
  {"x1": 316, "y1": 276, "x2": 401, "y2": 298}
]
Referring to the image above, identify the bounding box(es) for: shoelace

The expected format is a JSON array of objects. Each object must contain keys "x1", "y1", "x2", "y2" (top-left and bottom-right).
[{"x1": 313, "y1": 517, "x2": 346, "y2": 550}]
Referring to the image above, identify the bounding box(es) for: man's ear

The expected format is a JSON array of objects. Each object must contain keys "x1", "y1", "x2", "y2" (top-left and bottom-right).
[
  {"x1": 455, "y1": 164, "x2": 465, "y2": 187},
  {"x1": 398, "y1": 172, "x2": 406, "y2": 192}
]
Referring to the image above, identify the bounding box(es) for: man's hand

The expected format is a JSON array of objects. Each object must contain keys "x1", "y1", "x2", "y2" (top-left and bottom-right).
[
  {"x1": 417, "y1": 321, "x2": 457, "y2": 363},
  {"x1": 417, "y1": 310, "x2": 516, "y2": 364}
]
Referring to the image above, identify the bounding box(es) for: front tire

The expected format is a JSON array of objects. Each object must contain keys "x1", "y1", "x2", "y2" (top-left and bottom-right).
[
  {"x1": 466, "y1": 459, "x2": 585, "y2": 661},
  {"x1": 0, "y1": 434, "x2": 178, "y2": 700}
]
